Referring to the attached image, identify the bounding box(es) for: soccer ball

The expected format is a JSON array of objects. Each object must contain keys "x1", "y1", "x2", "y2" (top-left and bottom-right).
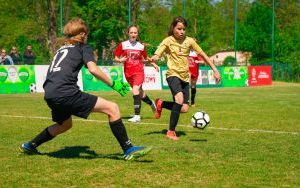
[
  {"x1": 191, "y1": 111, "x2": 210, "y2": 129},
  {"x1": 29, "y1": 83, "x2": 37, "y2": 93}
]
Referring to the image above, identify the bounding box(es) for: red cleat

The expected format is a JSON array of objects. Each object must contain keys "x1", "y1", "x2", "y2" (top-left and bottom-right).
[
  {"x1": 155, "y1": 98, "x2": 163, "y2": 119},
  {"x1": 166, "y1": 130, "x2": 179, "y2": 140}
]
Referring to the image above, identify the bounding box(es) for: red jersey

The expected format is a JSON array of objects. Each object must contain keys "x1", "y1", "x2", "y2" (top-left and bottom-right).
[
  {"x1": 188, "y1": 50, "x2": 204, "y2": 81},
  {"x1": 114, "y1": 40, "x2": 147, "y2": 77}
]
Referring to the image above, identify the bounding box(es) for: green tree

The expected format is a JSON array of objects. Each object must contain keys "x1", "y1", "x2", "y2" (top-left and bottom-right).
[{"x1": 238, "y1": 2, "x2": 273, "y2": 64}]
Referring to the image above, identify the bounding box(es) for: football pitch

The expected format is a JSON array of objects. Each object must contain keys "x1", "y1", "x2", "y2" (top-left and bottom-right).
[{"x1": 0, "y1": 82, "x2": 299, "y2": 187}]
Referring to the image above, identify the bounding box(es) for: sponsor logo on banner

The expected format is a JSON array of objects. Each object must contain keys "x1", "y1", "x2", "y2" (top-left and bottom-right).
[
  {"x1": 222, "y1": 66, "x2": 248, "y2": 87},
  {"x1": 145, "y1": 73, "x2": 156, "y2": 83},
  {"x1": 18, "y1": 67, "x2": 30, "y2": 82},
  {"x1": 143, "y1": 67, "x2": 162, "y2": 90},
  {"x1": 8, "y1": 66, "x2": 18, "y2": 83},
  {"x1": 248, "y1": 66, "x2": 272, "y2": 86}
]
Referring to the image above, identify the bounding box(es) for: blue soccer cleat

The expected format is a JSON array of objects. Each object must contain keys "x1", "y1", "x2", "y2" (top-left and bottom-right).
[
  {"x1": 19, "y1": 142, "x2": 41, "y2": 155},
  {"x1": 124, "y1": 146, "x2": 152, "y2": 161}
]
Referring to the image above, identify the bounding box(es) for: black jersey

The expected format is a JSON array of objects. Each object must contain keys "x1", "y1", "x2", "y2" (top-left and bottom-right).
[{"x1": 43, "y1": 43, "x2": 95, "y2": 99}]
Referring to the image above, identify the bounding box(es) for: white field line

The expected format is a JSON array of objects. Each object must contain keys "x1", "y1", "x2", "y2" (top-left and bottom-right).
[{"x1": 1, "y1": 114, "x2": 299, "y2": 135}]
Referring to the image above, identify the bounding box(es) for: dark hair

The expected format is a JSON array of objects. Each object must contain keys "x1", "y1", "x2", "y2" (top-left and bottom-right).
[
  {"x1": 127, "y1": 25, "x2": 139, "y2": 33},
  {"x1": 126, "y1": 24, "x2": 141, "y2": 42},
  {"x1": 168, "y1": 16, "x2": 188, "y2": 36}
]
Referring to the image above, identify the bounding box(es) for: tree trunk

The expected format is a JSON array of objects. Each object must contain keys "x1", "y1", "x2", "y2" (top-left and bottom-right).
[
  {"x1": 64, "y1": 0, "x2": 72, "y2": 23},
  {"x1": 131, "y1": 0, "x2": 140, "y2": 25},
  {"x1": 48, "y1": 0, "x2": 57, "y2": 56}
]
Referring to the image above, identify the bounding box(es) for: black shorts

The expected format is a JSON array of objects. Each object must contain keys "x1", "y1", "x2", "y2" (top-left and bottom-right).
[
  {"x1": 45, "y1": 92, "x2": 98, "y2": 125},
  {"x1": 166, "y1": 76, "x2": 190, "y2": 104}
]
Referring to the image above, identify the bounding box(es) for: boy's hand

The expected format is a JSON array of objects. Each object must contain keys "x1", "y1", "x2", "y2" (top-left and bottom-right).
[{"x1": 111, "y1": 80, "x2": 130, "y2": 96}]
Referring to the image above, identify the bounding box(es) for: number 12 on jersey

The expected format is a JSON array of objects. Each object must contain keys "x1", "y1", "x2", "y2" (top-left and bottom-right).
[{"x1": 50, "y1": 49, "x2": 69, "y2": 72}]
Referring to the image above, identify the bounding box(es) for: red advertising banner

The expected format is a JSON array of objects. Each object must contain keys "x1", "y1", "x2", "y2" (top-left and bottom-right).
[{"x1": 248, "y1": 66, "x2": 272, "y2": 86}]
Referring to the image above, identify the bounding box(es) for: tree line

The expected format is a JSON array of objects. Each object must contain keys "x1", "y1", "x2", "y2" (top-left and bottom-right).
[{"x1": 0, "y1": 0, "x2": 299, "y2": 80}]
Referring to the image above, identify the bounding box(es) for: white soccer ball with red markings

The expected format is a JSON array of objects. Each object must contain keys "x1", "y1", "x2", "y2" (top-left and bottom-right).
[{"x1": 191, "y1": 111, "x2": 210, "y2": 129}]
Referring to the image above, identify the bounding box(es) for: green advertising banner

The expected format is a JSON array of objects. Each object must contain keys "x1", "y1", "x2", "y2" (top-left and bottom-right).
[
  {"x1": 222, "y1": 66, "x2": 248, "y2": 87},
  {"x1": 81, "y1": 66, "x2": 123, "y2": 91},
  {"x1": 0, "y1": 65, "x2": 36, "y2": 94},
  {"x1": 160, "y1": 66, "x2": 169, "y2": 89}
]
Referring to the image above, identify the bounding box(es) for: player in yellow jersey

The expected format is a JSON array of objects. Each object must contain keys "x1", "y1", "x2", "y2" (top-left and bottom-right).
[{"x1": 150, "y1": 16, "x2": 221, "y2": 140}]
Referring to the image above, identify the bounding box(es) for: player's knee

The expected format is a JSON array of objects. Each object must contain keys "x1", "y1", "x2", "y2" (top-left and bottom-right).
[
  {"x1": 108, "y1": 102, "x2": 120, "y2": 118},
  {"x1": 61, "y1": 121, "x2": 72, "y2": 132},
  {"x1": 175, "y1": 98, "x2": 184, "y2": 105},
  {"x1": 174, "y1": 93, "x2": 184, "y2": 104},
  {"x1": 181, "y1": 104, "x2": 189, "y2": 113}
]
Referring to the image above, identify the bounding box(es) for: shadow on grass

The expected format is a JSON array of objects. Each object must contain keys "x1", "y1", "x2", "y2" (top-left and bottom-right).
[
  {"x1": 145, "y1": 129, "x2": 186, "y2": 137},
  {"x1": 45, "y1": 146, "x2": 153, "y2": 163},
  {"x1": 189, "y1": 139, "x2": 208, "y2": 142},
  {"x1": 122, "y1": 116, "x2": 133, "y2": 120}
]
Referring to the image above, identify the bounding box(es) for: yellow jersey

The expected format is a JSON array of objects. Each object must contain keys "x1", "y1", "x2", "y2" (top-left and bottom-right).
[{"x1": 154, "y1": 36, "x2": 203, "y2": 82}]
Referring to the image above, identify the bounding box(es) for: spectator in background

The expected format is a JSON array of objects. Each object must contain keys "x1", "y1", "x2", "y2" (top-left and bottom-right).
[
  {"x1": 0, "y1": 49, "x2": 14, "y2": 65},
  {"x1": 23, "y1": 45, "x2": 36, "y2": 65},
  {"x1": 10, "y1": 46, "x2": 22, "y2": 65}
]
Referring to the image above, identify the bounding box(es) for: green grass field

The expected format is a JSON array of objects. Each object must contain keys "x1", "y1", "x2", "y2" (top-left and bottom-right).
[{"x1": 0, "y1": 82, "x2": 299, "y2": 187}]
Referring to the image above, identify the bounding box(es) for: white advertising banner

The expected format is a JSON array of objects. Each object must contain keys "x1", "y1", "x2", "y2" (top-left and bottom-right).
[
  {"x1": 143, "y1": 66, "x2": 161, "y2": 90},
  {"x1": 34, "y1": 65, "x2": 83, "y2": 93},
  {"x1": 122, "y1": 66, "x2": 162, "y2": 90},
  {"x1": 34, "y1": 65, "x2": 48, "y2": 93}
]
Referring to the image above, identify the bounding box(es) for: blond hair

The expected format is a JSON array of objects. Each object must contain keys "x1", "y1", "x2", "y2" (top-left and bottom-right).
[{"x1": 63, "y1": 18, "x2": 89, "y2": 44}]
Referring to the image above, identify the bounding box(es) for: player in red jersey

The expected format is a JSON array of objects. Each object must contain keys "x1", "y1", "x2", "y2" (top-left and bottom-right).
[
  {"x1": 188, "y1": 49, "x2": 205, "y2": 107},
  {"x1": 114, "y1": 25, "x2": 158, "y2": 123}
]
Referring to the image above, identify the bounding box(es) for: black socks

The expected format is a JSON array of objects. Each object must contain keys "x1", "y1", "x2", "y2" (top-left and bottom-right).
[
  {"x1": 141, "y1": 95, "x2": 153, "y2": 106},
  {"x1": 162, "y1": 101, "x2": 174, "y2": 110},
  {"x1": 169, "y1": 103, "x2": 183, "y2": 131},
  {"x1": 191, "y1": 87, "x2": 196, "y2": 104},
  {"x1": 30, "y1": 127, "x2": 55, "y2": 148},
  {"x1": 133, "y1": 95, "x2": 141, "y2": 115},
  {"x1": 109, "y1": 119, "x2": 133, "y2": 152}
]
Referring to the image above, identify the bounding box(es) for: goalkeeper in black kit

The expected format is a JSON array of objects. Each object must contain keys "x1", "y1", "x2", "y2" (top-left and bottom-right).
[{"x1": 19, "y1": 18, "x2": 152, "y2": 161}]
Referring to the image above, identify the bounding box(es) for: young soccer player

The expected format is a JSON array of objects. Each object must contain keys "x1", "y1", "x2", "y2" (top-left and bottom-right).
[
  {"x1": 19, "y1": 18, "x2": 152, "y2": 160},
  {"x1": 188, "y1": 49, "x2": 205, "y2": 107},
  {"x1": 114, "y1": 25, "x2": 158, "y2": 123},
  {"x1": 150, "y1": 16, "x2": 221, "y2": 140}
]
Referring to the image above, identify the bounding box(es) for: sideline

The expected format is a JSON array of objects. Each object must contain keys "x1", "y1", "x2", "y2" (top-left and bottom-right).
[{"x1": 1, "y1": 114, "x2": 299, "y2": 135}]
